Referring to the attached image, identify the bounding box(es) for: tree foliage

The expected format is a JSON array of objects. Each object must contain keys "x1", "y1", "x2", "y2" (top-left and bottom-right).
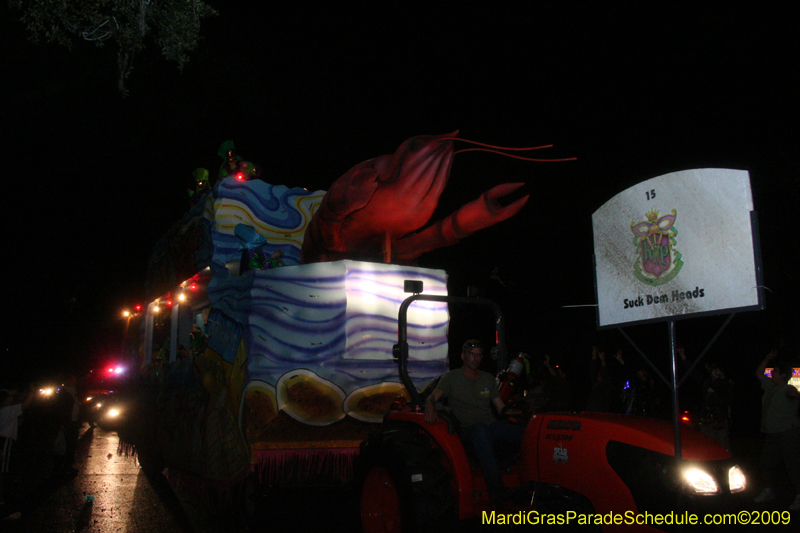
[{"x1": 9, "y1": 0, "x2": 217, "y2": 95}]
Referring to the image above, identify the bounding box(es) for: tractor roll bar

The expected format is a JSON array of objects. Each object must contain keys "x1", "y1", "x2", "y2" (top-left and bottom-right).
[{"x1": 394, "y1": 294, "x2": 507, "y2": 407}]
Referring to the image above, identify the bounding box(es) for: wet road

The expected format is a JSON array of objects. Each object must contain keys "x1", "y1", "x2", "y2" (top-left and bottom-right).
[
  {"x1": 2, "y1": 424, "x2": 233, "y2": 532},
  {"x1": 3, "y1": 423, "x2": 796, "y2": 532},
  {"x1": 2, "y1": 423, "x2": 360, "y2": 532}
]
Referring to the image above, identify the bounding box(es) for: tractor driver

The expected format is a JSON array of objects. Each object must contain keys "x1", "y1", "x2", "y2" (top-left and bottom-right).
[{"x1": 424, "y1": 339, "x2": 525, "y2": 502}]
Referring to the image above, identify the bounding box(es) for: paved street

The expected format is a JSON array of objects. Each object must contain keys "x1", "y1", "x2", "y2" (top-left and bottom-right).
[
  {"x1": 2, "y1": 424, "x2": 250, "y2": 532},
  {"x1": 2, "y1": 422, "x2": 364, "y2": 533},
  {"x1": 2, "y1": 422, "x2": 797, "y2": 532}
]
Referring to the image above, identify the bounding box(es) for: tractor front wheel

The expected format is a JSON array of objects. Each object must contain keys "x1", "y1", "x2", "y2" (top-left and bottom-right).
[{"x1": 361, "y1": 465, "x2": 403, "y2": 533}]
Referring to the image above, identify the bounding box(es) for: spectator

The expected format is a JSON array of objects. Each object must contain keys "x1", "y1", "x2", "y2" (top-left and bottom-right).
[
  {"x1": 622, "y1": 368, "x2": 661, "y2": 418},
  {"x1": 540, "y1": 354, "x2": 572, "y2": 412},
  {"x1": 586, "y1": 346, "x2": 623, "y2": 413},
  {"x1": 520, "y1": 353, "x2": 550, "y2": 413},
  {"x1": 53, "y1": 374, "x2": 80, "y2": 476},
  {"x1": 677, "y1": 346, "x2": 733, "y2": 451},
  {"x1": 753, "y1": 350, "x2": 800, "y2": 511},
  {"x1": 0, "y1": 386, "x2": 34, "y2": 510}
]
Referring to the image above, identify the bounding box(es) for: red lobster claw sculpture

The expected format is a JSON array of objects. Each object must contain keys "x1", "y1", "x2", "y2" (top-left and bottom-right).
[{"x1": 301, "y1": 131, "x2": 573, "y2": 264}]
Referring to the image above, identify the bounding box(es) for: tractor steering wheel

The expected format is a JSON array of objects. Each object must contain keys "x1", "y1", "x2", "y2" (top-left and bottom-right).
[{"x1": 501, "y1": 397, "x2": 531, "y2": 424}]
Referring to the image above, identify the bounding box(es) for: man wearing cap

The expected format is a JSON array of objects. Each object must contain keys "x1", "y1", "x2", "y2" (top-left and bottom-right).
[{"x1": 424, "y1": 339, "x2": 525, "y2": 502}]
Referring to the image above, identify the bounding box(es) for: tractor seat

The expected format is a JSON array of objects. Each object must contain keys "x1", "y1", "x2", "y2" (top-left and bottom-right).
[
  {"x1": 436, "y1": 408, "x2": 520, "y2": 471},
  {"x1": 436, "y1": 409, "x2": 461, "y2": 435}
]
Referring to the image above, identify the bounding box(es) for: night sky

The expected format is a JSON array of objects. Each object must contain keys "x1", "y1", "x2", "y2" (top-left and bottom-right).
[{"x1": 3, "y1": 3, "x2": 798, "y2": 401}]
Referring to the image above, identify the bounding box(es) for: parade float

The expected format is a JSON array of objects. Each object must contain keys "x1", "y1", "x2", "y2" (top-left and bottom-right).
[
  {"x1": 126, "y1": 133, "x2": 541, "y2": 487},
  {"x1": 124, "y1": 136, "x2": 754, "y2": 532}
]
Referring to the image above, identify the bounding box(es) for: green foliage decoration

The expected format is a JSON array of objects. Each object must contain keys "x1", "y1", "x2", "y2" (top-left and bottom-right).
[{"x1": 9, "y1": 0, "x2": 218, "y2": 95}]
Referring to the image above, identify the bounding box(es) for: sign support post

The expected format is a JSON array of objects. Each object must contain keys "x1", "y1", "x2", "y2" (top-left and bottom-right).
[{"x1": 668, "y1": 320, "x2": 681, "y2": 460}]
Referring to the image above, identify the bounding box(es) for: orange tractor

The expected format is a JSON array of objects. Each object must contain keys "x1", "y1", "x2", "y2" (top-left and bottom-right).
[{"x1": 358, "y1": 293, "x2": 747, "y2": 532}]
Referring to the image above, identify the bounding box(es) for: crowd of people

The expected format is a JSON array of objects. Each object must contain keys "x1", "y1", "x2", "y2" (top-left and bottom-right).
[
  {"x1": 424, "y1": 338, "x2": 800, "y2": 510},
  {"x1": 1, "y1": 338, "x2": 797, "y2": 516},
  {"x1": 0, "y1": 373, "x2": 86, "y2": 519}
]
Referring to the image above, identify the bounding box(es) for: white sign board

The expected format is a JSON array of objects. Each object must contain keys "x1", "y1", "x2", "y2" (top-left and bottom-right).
[{"x1": 593, "y1": 168, "x2": 763, "y2": 328}]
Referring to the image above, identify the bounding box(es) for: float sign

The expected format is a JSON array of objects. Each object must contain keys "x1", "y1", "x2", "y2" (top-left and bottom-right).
[{"x1": 592, "y1": 168, "x2": 763, "y2": 328}]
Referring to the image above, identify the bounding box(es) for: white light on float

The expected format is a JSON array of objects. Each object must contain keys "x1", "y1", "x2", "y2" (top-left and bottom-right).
[
  {"x1": 348, "y1": 278, "x2": 388, "y2": 314},
  {"x1": 342, "y1": 261, "x2": 448, "y2": 361}
]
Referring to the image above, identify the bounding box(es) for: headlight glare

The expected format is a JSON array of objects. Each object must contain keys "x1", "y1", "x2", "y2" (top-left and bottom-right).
[
  {"x1": 728, "y1": 465, "x2": 746, "y2": 493},
  {"x1": 683, "y1": 468, "x2": 718, "y2": 494}
]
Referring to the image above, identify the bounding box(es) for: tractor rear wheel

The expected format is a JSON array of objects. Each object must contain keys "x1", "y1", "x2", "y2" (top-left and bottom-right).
[{"x1": 359, "y1": 425, "x2": 456, "y2": 533}]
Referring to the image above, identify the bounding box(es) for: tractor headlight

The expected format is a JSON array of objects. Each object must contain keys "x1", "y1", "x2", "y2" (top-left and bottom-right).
[
  {"x1": 728, "y1": 465, "x2": 746, "y2": 493},
  {"x1": 683, "y1": 468, "x2": 718, "y2": 494}
]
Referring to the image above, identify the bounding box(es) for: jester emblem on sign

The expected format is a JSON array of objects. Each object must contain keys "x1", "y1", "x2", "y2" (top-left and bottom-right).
[{"x1": 630, "y1": 209, "x2": 683, "y2": 286}]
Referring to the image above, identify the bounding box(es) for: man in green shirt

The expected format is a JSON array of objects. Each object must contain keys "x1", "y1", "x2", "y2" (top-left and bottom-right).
[{"x1": 424, "y1": 339, "x2": 524, "y2": 502}]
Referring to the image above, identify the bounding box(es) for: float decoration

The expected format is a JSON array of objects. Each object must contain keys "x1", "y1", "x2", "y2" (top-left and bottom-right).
[
  {"x1": 235, "y1": 223, "x2": 285, "y2": 274},
  {"x1": 138, "y1": 132, "x2": 571, "y2": 484},
  {"x1": 301, "y1": 131, "x2": 573, "y2": 264},
  {"x1": 218, "y1": 140, "x2": 262, "y2": 181},
  {"x1": 188, "y1": 167, "x2": 210, "y2": 206}
]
